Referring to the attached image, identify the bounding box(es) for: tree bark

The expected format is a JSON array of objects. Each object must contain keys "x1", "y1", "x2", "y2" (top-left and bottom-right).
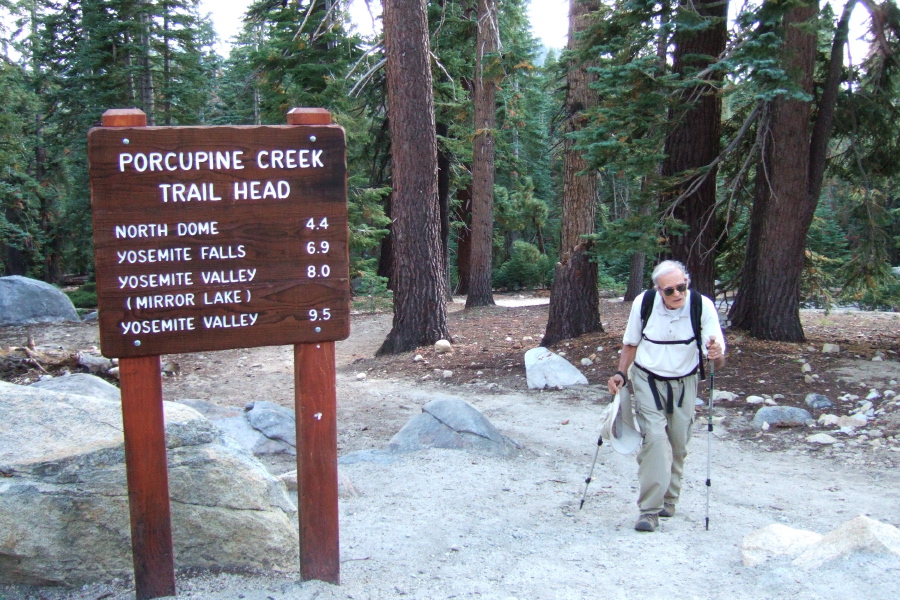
[
  {"x1": 437, "y1": 122, "x2": 453, "y2": 300},
  {"x1": 377, "y1": 0, "x2": 451, "y2": 355},
  {"x1": 465, "y1": 0, "x2": 499, "y2": 308},
  {"x1": 662, "y1": 0, "x2": 728, "y2": 298},
  {"x1": 624, "y1": 251, "x2": 646, "y2": 301},
  {"x1": 542, "y1": 0, "x2": 602, "y2": 346},
  {"x1": 729, "y1": 1, "x2": 818, "y2": 341},
  {"x1": 454, "y1": 187, "x2": 473, "y2": 294}
]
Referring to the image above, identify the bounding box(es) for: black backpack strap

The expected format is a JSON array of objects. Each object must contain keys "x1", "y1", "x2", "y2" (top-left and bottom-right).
[
  {"x1": 690, "y1": 291, "x2": 706, "y2": 381},
  {"x1": 640, "y1": 289, "x2": 656, "y2": 334}
]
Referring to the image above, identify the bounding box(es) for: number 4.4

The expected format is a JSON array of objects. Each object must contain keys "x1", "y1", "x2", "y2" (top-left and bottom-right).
[{"x1": 306, "y1": 217, "x2": 328, "y2": 230}]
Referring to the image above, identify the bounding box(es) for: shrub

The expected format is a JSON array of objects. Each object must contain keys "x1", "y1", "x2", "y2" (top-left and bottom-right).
[{"x1": 493, "y1": 241, "x2": 552, "y2": 290}]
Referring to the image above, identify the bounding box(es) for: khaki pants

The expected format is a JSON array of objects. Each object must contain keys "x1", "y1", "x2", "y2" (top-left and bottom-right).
[{"x1": 630, "y1": 366, "x2": 697, "y2": 514}]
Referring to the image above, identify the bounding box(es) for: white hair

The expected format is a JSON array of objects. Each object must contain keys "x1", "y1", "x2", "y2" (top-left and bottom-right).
[{"x1": 651, "y1": 260, "x2": 691, "y2": 288}]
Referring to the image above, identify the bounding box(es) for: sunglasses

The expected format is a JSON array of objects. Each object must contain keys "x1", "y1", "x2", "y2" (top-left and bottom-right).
[{"x1": 662, "y1": 283, "x2": 687, "y2": 296}]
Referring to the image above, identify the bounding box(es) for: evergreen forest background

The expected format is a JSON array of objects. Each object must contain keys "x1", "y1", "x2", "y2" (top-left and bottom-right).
[{"x1": 2, "y1": 0, "x2": 900, "y2": 346}]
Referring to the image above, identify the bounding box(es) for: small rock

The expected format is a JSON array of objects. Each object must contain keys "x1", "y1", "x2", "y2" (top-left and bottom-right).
[
  {"x1": 805, "y1": 393, "x2": 834, "y2": 410},
  {"x1": 434, "y1": 340, "x2": 453, "y2": 354},
  {"x1": 713, "y1": 390, "x2": 738, "y2": 402},
  {"x1": 413, "y1": 355, "x2": 424, "y2": 362},
  {"x1": 804, "y1": 375, "x2": 816, "y2": 384},
  {"x1": 746, "y1": 395, "x2": 765, "y2": 404},
  {"x1": 802, "y1": 363, "x2": 813, "y2": 373},
  {"x1": 838, "y1": 414, "x2": 867, "y2": 429},
  {"x1": 505, "y1": 337, "x2": 514, "y2": 343},
  {"x1": 442, "y1": 370, "x2": 453, "y2": 379},
  {"x1": 818, "y1": 414, "x2": 840, "y2": 426},
  {"x1": 356, "y1": 373, "x2": 367, "y2": 381},
  {"x1": 107, "y1": 367, "x2": 120, "y2": 379},
  {"x1": 822, "y1": 343, "x2": 841, "y2": 353},
  {"x1": 580, "y1": 358, "x2": 593, "y2": 367},
  {"x1": 806, "y1": 433, "x2": 838, "y2": 444},
  {"x1": 752, "y1": 406, "x2": 814, "y2": 429},
  {"x1": 867, "y1": 391, "x2": 882, "y2": 401},
  {"x1": 872, "y1": 356, "x2": 884, "y2": 362},
  {"x1": 78, "y1": 353, "x2": 113, "y2": 374}
]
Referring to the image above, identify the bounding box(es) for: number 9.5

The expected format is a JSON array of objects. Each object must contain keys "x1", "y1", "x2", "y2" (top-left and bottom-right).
[{"x1": 309, "y1": 308, "x2": 332, "y2": 321}]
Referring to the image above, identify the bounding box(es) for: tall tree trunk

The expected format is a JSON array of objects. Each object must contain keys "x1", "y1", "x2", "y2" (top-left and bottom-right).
[
  {"x1": 454, "y1": 187, "x2": 473, "y2": 294},
  {"x1": 542, "y1": 0, "x2": 602, "y2": 347},
  {"x1": 437, "y1": 122, "x2": 453, "y2": 300},
  {"x1": 624, "y1": 251, "x2": 646, "y2": 301},
  {"x1": 465, "y1": 0, "x2": 498, "y2": 308},
  {"x1": 729, "y1": 0, "x2": 854, "y2": 341},
  {"x1": 662, "y1": 0, "x2": 728, "y2": 298},
  {"x1": 138, "y1": 3, "x2": 155, "y2": 125},
  {"x1": 378, "y1": 0, "x2": 451, "y2": 355}
]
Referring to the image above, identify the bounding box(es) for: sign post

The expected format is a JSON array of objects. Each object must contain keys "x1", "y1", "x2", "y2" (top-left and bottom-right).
[{"x1": 89, "y1": 107, "x2": 349, "y2": 597}]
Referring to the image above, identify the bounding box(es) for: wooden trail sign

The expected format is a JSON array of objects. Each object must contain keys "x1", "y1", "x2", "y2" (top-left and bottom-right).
[
  {"x1": 90, "y1": 108, "x2": 346, "y2": 598},
  {"x1": 89, "y1": 115, "x2": 349, "y2": 357}
]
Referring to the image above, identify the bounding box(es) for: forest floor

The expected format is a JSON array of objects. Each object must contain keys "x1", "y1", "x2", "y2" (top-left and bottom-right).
[{"x1": 2, "y1": 293, "x2": 900, "y2": 599}]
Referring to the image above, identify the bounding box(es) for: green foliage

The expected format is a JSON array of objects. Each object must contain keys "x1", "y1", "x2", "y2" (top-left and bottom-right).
[
  {"x1": 852, "y1": 277, "x2": 900, "y2": 311},
  {"x1": 65, "y1": 282, "x2": 98, "y2": 309},
  {"x1": 351, "y1": 271, "x2": 392, "y2": 314},
  {"x1": 493, "y1": 240, "x2": 552, "y2": 290}
]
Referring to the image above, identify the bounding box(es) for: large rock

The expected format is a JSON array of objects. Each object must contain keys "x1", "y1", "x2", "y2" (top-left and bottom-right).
[
  {"x1": 179, "y1": 398, "x2": 295, "y2": 457},
  {"x1": 29, "y1": 373, "x2": 121, "y2": 402},
  {"x1": 0, "y1": 381, "x2": 298, "y2": 586},
  {"x1": 752, "y1": 406, "x2": 814, "y2": 429},
  {"x1": 245, "y1": 400, "x2": 297, "y2": 453},
  {"x1": 742, "y1": 524, "x2": 823, "y2": 567},
  {"x1": 0, "y1": 275, "x2": 79, "y2": 326},
  {"x1": 524, "y1": 347, "x2": 588, "y2": 389},
  {"x1": 388, "y1": 397, "x2": 518, "y2": 456},
  {"x1": 793, "y1": 515, "x2": 900, "y2": 569}
]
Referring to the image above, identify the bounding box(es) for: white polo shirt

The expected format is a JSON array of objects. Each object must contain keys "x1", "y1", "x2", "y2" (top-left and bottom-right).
[{"x1": 622, "y1": 290, "x2": 725, "y2": 379}]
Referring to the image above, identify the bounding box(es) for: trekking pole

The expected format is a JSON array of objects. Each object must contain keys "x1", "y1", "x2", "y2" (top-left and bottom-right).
[
  {"x1": 705, "y1": 357, "x2": 715, "y2": 530},
  {"x1": 579, "y1": 432, "x2": 603, "y2": 510}
]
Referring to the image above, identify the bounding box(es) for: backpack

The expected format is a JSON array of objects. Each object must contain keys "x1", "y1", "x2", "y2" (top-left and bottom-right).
[{"x1": 639, "y1": 289, "x2": 706, "y2": 380}]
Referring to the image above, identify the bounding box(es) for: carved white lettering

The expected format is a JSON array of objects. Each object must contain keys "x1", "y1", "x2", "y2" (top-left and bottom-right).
[
  {"x1": 118, "y1": 272, "x2": 193, "y2": 289},
  {"x1": 202, "y1": 314, "x2": 258, "y2": 329},
  {"x1": 114, "y1": 223, "x2": 169, "y2": 239},
  {"x1": 120, "y1": 317, "x2": 196, "y2": 335},
  {"x1": 199, "y1": 245, "x2": 246, "y2": 260},
  {"x1": 200, "y1": 269, "x2": 257, "y2": 284},
  {"x1": 117, "y1": 247, "x2": 192, "y2": 264},
  {"x1": 202, "y1": 290, "x2": 244, "y2": 305}
]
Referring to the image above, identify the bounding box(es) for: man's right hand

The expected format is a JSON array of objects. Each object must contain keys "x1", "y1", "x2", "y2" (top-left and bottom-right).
[{"x1": 607, "y1": 372, "x2": 625, "y2": 395}]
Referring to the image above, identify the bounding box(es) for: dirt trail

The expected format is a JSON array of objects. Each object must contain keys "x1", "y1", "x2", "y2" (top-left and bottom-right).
[{"x1": 2, "y1": 301, "x2": 899, "y2": 600}]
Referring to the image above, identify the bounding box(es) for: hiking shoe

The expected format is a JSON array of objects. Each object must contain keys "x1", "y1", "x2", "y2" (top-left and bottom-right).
[
  {"x1": 658, "y1": 502, "x2": 676, "y2": 518},
  {"x1": 634, "y1": 513, "x2": 659, "y2": 532}
]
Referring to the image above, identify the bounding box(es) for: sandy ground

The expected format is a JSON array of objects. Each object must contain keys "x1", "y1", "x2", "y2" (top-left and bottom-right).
[{"x1": 2, "y1": 299, "x2": 899, "y2": 599}]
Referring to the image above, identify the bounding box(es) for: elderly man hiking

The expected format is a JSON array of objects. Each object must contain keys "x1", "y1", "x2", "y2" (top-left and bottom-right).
[{"x1": 607, "y1": 260, "x2": 725, "y2": 532}]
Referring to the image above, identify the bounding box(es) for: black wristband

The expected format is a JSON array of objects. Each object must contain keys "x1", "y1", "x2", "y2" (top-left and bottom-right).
[{"x1": 615, "y1": 370, "x2": 628, "y2": 384}]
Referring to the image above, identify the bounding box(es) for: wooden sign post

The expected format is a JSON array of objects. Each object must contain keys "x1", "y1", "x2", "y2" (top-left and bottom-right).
[{"x1": 89, "y1": 108, "x2": 348, "y2": 597}]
